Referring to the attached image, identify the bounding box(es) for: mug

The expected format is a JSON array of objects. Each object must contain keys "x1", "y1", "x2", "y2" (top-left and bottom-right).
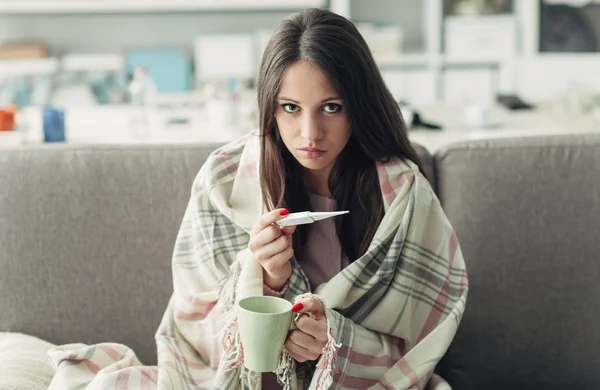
[{"x1": 237, "y1": 296, "x2": 296, "y2": 373}]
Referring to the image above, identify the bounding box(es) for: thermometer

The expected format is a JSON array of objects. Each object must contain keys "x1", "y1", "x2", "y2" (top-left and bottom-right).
[{"x1": 276, "y1": 210, "x2": 349, "y2": 227}]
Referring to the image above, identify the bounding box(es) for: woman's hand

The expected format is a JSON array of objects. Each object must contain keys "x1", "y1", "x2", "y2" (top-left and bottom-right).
[
  {"x1": 285, "y1": 296, "x2": 328, "y2": 363},
  {"x1": 248, "y1": 208, "x2": 296, "y2": 290}
]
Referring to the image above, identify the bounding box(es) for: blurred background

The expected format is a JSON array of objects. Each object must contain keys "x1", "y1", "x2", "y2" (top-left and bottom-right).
[{"x1": 1, "y1": 0, "x2": 600, "y2": 150}]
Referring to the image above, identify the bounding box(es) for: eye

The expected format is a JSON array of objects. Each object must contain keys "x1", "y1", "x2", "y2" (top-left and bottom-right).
[
  {"x1": 323, "y1": 103, "x2": 342, "y2": 113},
  {"x1": 281, "y1": 103, "x2": 299, "y2": 113}
]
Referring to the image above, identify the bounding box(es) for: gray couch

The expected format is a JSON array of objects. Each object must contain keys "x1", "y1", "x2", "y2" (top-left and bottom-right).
[{"x1": 1, "y1": 133, "x2": 599, "y2": 389}]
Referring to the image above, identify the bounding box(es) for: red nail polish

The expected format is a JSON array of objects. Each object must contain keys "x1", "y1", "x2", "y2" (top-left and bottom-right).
[
  {"x1": 291, "y1": 302, "x2": 304, "y2": 312},
  {"x1": 280, "y1": 209, "x2": 289, "y2": 216}
]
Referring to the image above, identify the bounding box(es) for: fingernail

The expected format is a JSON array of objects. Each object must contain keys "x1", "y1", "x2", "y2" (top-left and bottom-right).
[
  {"x1": 291, "y1": 302, "x2": 304, "y2": 312},
  {"x1": 280, "y1": 209, "x2": 289, "y2": 216}
]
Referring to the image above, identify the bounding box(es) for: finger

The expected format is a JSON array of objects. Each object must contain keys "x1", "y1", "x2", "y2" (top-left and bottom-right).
[
  {"x1": 250, "y1": 208, "x2": 290, "y2": 235},
  {"x1": 253, "y1": 234, "x2": 289, "y2": 262},
  {"x1": 284, "y1": 348, "x2": 306, "y2": 363},
  {"x1": 280, "y1": 224, "x2": 296, "y2": 236},
  {"x1": 288, "y1": 329, "x2": 319, "y2": 351},
  {"x1": 284, "y1": 338, "x2": 311, "y2": 363},
  {"x1": 285, "y1": 348, "x2": 305, "y2": 363},
  {"x1": 294, "y1": 315, "x2": 328, "y2": 342},
  {"x1": 248, "y1": 225, "x2": 282, "y2": 253},
  {"x1": 292, "y1": 296, "x2": 326, "y2": 319},
  {"x1": 260, "y1": 247, "x2": 293, "y2": 276}
]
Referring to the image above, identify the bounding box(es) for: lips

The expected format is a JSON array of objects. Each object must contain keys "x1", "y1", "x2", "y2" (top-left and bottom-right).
[
  {"x1": 297, "y1": 147, "x2": 327, "y2": 158},
  {"x1": 298, "y1": 147, "x2": 327, "y2": 153}
]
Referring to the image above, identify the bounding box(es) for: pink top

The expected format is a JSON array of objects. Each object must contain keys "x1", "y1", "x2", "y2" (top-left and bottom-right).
[
  {"x1": 262, "y1": 193, "x2": 348, "y2": 389},
  {"x1": 300, "y1": 193, "x2": 350, "y2": 290}
]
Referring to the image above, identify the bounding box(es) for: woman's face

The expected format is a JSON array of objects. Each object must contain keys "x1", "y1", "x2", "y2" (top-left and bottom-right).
[{"x1": 275, "y1": 60, "x2": 351, "y2": 188}]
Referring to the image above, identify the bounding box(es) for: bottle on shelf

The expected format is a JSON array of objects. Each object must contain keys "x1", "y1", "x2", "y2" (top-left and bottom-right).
[
  {"x1": 0, "y1": 104, "x2": 25, "y2": 146},
  {"x1": 0, "y1": 106, "x2": 15, "y2": 131},
  {"x1": 127, "y1": 66, "x2": 157, "y2": 138}
]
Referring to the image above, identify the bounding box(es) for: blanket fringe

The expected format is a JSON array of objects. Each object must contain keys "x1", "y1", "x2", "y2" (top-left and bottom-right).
[
  {"x1": 217, "y1": 257, "x2": 263, "y2": 389},
  {"x1": 218, "y1": 259, "x2": 244, "y2": 372},
  {"x1": 221, "y1": 258, "x2": 242, "y2": 310},
  {"x1": 220, "y1": 317, "x2": 244, "y2": 372},
  {"x1": 314, "y1": 327, "x2": 342, "y2": 390},
  {"x1": 275, "y1": 351, "x2": 296, "y2": 390},
  {"x1": 293, "y1": 293, "x2": 342, "y2": 390},
  {"x1": 239, "y1": 364, "x2": 260, "y2": 390}
]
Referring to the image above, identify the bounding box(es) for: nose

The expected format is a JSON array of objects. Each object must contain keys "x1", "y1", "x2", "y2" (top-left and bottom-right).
[{"x1": 300, "y1": 112, "x2": 323, "y2": 142}]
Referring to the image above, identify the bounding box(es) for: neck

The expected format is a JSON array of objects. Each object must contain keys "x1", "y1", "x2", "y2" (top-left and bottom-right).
[{"x1": 303, "y1": 168, "x2": 332, "y2": 198}]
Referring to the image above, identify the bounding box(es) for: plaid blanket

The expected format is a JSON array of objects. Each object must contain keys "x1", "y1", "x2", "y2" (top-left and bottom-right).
[{"x1": 47, "y1": 133, "x2": 468, "y2": 390}]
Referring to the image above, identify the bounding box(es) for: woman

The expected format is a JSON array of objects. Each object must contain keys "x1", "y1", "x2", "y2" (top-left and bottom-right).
[{"x1": 47, "y1": 8, "x2": 467, "y2": 390}]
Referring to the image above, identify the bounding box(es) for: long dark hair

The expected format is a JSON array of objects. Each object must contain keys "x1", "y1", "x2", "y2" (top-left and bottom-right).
[{"x1": 258, "y1": 8, "x2": 424, "y2": 261}]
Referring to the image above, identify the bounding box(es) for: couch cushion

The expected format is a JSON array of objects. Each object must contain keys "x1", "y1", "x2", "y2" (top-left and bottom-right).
[
  {"x1": 0, "y1": 143, "x2": 222, "y2": 364},
  {"x1": 413, "y1": 142, "x2": 435, "y2": 185},
  {"x1": 434, "y1": 133, "x2": 600, "y2": 390},
  {"x1": 0, "y1": 140, "x2": 432, "y2": 366},
  {"x1": 0, "y1": 332, "x2": 56, "y2": 390}
]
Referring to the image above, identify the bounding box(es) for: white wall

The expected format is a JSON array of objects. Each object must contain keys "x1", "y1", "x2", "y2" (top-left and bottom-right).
[
  {"x1": 2, "y1": 2, "x2": 600, "y2": 104},
  {"x1": 0, "y1": 11, "x2": 292, "y2": 55},
  {"x1": 3, "y1": 2, "x2": 600, "y2": 56},
  {"x1": 0, "y1": 1, "x2": 429, "y2": 55},
  {"x1": 350, "y1": 0, "x2": 425, "y2": 52}
]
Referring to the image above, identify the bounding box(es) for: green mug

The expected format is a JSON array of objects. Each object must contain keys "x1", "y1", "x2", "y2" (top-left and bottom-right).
[{"x1": 237, "y1": 296, "x2": 297, "y2": 373}]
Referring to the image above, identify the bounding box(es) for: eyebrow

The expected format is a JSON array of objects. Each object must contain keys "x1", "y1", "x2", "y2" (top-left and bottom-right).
[{"x1": 278, "y1": 96, "x2": 342, "y2": 104}]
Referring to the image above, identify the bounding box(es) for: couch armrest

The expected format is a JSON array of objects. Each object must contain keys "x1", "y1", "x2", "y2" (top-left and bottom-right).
[{"x1": 0, "y1": 332, "x2": 56, "y2": 389}]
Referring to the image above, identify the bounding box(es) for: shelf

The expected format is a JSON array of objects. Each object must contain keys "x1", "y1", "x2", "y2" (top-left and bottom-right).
[
  {"x1": 0, "y1": 58, "x2": 59, "y2": 76},
  {"x1": 0, "y1": 0, "x2": 326, "y2": 14},
  {"x1": 376, "y1": 53, "x2": 504, "y2": 69},
  {"x1": 376, "y1": 54, "x2": 431, "y2": 68},
  {"x1": 441, "y1": 56, "x2": 501, "y2": 67}
]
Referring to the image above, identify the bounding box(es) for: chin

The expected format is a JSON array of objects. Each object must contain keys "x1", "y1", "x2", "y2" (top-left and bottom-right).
[{"x1": 296, "y1": 158, "x2": 331, "y2": 171}]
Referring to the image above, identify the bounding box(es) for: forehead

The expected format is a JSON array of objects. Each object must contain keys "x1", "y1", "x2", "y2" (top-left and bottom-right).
[{"x1": 278, "y1": 60, "x2": 339, "y2": 100}]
